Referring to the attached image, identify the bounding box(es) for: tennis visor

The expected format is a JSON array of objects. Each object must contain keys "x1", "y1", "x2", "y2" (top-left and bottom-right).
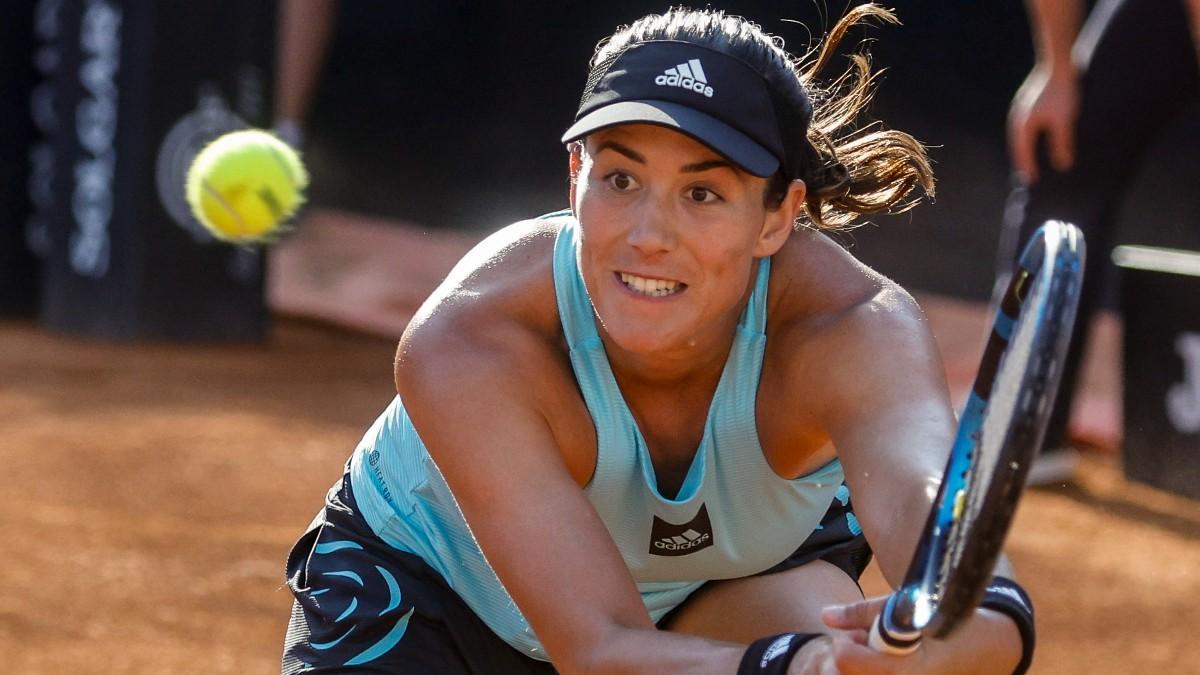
[{"x1": 562, "y1": 41, "x2": 809, "y2": 179}]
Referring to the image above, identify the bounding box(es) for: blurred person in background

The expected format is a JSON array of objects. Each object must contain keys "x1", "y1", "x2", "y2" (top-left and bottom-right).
[
  {"x1": 274, "y1": 0, "x2": 337, "y2": 149},
  {"x1": 996, "y1": 0, "x2": 1200, "y2": 485}
]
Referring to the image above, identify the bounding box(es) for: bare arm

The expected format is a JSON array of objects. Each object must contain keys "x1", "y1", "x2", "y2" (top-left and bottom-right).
[
  {"x1": 1027, "y1": 0, "x2": 1084, "y2": 71},
  {"x1": 803, "y1": 289, "x2": 1021, "y2": 672},
  {"x1": 814, "y1": 289, "x2": 955, "y2": 584},
  {"x1": 274, "y1": 0, "x2": 337, "y2": 142},
  {"x1": 1010, "y1": 0, "x2": 1085, "y2": 182}
]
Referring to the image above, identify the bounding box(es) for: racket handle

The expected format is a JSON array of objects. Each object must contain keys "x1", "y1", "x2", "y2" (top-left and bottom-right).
[{"x1": 869, "y1": 595, "x2": 922, "y2": 655}]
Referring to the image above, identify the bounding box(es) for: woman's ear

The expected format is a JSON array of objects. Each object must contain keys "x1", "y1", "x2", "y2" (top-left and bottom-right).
[
  {"x1": 754, "y1": 179, "x2": 806, "y2": 256},
  {"x1": 567, "y1": 142, "x2": 583, "y2": 211}
]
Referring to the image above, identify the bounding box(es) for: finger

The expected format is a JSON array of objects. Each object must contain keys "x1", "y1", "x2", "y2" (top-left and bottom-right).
[
  {"x1": 1049, "y1": 119, "x2": 1076, "y2": 173},
  {"x1": 1008, "y1": 116, "x2": 1039, "y2": 185},
  {"x1": 821, "y1": 595, "x2": 885, "y2": 630}
]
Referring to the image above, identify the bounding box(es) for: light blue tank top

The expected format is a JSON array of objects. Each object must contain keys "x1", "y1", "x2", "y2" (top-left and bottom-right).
[{"x1": 349, "y1": 213, "x2": 843, "y2": 661}]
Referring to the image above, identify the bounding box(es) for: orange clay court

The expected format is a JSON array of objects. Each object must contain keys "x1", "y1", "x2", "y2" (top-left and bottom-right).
[{"x1": 2, "y1": 210, "x2": 1198, "y2": 674}]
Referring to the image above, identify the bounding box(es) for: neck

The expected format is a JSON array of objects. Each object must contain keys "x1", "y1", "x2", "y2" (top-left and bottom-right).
[
  {"x1": 601, "y1": 320, "x2": 736, "y2": 390},
  {"x1": 599, "y1": 272, "x2": 752, "y2": 389}
]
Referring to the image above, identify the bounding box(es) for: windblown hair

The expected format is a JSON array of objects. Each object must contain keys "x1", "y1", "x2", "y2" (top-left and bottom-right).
[{"x1": 590, "y1": 4, "x2": 934, "y2": 230}]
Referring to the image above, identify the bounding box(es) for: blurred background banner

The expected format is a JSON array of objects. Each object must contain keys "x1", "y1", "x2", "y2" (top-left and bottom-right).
[
  {"x1": 28, "y1": 0, "x2": 277, "y2": 341},
  {"x1": 0, "y1": 0, "x2": 42, "y2": 317},
  {"x1": 1115, "y1": 246, "x2": 1200, "y2": 500}
]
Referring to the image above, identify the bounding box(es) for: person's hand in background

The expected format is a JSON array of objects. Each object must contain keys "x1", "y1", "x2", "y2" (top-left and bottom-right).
[{"x1": 1008, "y1": 62, "x2": 1079, "y2": 185}]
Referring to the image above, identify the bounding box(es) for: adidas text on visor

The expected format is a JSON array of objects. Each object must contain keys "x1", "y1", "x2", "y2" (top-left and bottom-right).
[{"x1": 562, "y1": 41, "x2": 808, "y2": 179}]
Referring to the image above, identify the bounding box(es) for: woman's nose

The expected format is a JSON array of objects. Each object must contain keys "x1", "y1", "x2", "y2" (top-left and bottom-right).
[{"x1": 625, "y1": 197, "x2": 677, "y2": 255}]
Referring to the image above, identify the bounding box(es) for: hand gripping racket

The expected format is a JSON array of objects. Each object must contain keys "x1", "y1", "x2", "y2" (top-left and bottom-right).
[{"x1": 869, "y1": 220, "x2": 1085, "y2": 654}]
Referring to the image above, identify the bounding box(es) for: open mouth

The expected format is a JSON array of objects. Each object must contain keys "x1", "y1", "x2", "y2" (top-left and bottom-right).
[{"x1": 618, "y1": 272, "x2": 686, "y2": 298}]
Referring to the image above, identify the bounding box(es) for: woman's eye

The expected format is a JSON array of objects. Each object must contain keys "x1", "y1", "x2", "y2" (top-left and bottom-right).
[
  {"x1": 687, "y1": 186, "x2": 721, "y2": 203},
  {"x1": 605, "y1": 172, "x2": 638, "y2": 192}
]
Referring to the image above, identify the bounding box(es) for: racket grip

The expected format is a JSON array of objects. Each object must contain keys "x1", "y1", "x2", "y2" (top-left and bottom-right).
[{"x1": 869, "y1": 595, "x2": 922, "y2": 655}]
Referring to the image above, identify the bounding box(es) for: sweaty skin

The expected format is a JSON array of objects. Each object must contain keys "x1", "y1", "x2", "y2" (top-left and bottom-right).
[{"x1": 395, "y1": 124, "x2": 1020, "y2": 674}]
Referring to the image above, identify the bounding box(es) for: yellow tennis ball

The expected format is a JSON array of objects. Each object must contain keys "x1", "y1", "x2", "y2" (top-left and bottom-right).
[{"x1": 185, "y1": 129, "x2": 309, "y2": 244}]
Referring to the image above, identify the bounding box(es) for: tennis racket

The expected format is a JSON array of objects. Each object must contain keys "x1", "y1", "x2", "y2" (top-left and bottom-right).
[{"x1": 869, "y1": 220, "x2": 1085, "y2": 654}]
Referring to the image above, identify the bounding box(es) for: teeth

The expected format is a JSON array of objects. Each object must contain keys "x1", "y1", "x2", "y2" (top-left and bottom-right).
[{"x1": 619, "y1": 272, "x2": 681, "y2": 297}]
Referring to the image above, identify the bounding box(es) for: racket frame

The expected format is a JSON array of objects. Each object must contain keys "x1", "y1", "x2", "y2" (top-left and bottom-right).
[{"x1": 870, "y1": 220, "x2": 1085, "y2": 653}]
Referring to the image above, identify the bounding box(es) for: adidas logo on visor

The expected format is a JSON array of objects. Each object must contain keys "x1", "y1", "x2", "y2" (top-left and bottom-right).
[{"x1": 654, "y1": 59, "x2": 714, "y2": 98}]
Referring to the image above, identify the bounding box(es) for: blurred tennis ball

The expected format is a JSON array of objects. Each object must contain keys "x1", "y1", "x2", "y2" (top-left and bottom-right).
[{"x1": 185, "y1": 129, "x2": 309, "y2": 244}]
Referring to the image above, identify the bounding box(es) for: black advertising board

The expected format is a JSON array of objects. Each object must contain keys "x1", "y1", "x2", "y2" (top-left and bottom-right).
[
  {"x1": 40, "y1": 1, "x2": 276, "y2": 341},
  {"x1": 1114, "y1": 245, "x2": 1200, "y2": 500}
]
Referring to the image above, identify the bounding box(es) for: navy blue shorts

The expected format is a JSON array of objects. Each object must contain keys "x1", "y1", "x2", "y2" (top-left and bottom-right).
[{"x1": 281, "y1": 475, "x2": 871, "y2": 674}]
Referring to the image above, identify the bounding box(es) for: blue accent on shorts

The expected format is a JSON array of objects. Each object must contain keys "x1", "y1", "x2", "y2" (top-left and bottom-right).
[
  {"x1": 321, "y1": 570, "x2": 364, "y2": 586},
  {"x1": 344, "y1": 607, "x2": 415, "y2": 667},
  {"x1": 335, "y1": 597, "x2": 359, "y2": 622},
  {"x1": 315, "y1": 540, "x2": 363, "y2": 554},
  {"x1": 835, "y1": 484, "x2": 851, "y2": 506},
  {"x1": 376, "y1": 565, "x2": 401, "y2": 616},
  {"x1": 310, "y1": 626, "x2": 355, "y2": 651},
  {"x1": 846, "y1": 512, "x2": 862, "y2": 536},
  {"x1": 282, "y1": 475, "x2": 558, "y2": 674}
]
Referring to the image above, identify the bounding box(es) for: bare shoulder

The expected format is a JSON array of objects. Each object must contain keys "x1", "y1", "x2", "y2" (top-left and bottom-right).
[
  {"x1": 762, "y1": 228, "x2": 946, "y2": 429},
  {"x1": 766, "y1": 228, "x2": 929, "y2": 349},
  {"x1": 397, "y1": 216, "x2": 564, "y2": 390},
  {"x1": 394, "y1": 215, "x2": 594, "y2": 482}
]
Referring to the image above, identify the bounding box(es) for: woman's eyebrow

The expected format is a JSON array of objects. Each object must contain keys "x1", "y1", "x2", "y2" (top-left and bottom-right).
[
  {"x1": 594, "y1": 140, "x2": 645, "y2": 163},
  {"x1": 681, "y1": 159, "x2": 735, "y2": 174},
  {"x1": 595, "y1": 139, "x2": 734, "y2": 175}
]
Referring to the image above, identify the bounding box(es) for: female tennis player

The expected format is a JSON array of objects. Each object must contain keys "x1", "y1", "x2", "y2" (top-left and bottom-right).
[{"x1": 282, "y1": 5, "x2": 1033, "y2": 673}]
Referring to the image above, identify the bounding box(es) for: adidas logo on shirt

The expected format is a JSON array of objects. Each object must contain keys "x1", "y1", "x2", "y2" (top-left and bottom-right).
[
  {"x1": 649, "y1": 503, "x2": 715, "y2": 556},
  {"x1": 654, "y1": 59, "x2": 714, "y2": 98},
  {"x1": 654, "y1": 528, "x2": 711, "y2": 552}
]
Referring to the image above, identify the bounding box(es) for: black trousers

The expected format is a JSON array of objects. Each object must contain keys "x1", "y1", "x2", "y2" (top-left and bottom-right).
[{"x1": 994, "y1": 0, "x2": 1199, "y2": 447}]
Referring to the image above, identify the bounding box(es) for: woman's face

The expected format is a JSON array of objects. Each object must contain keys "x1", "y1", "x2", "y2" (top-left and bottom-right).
[{"x1": 570, "y1": 123, "x2": 798, "y2": 357}]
